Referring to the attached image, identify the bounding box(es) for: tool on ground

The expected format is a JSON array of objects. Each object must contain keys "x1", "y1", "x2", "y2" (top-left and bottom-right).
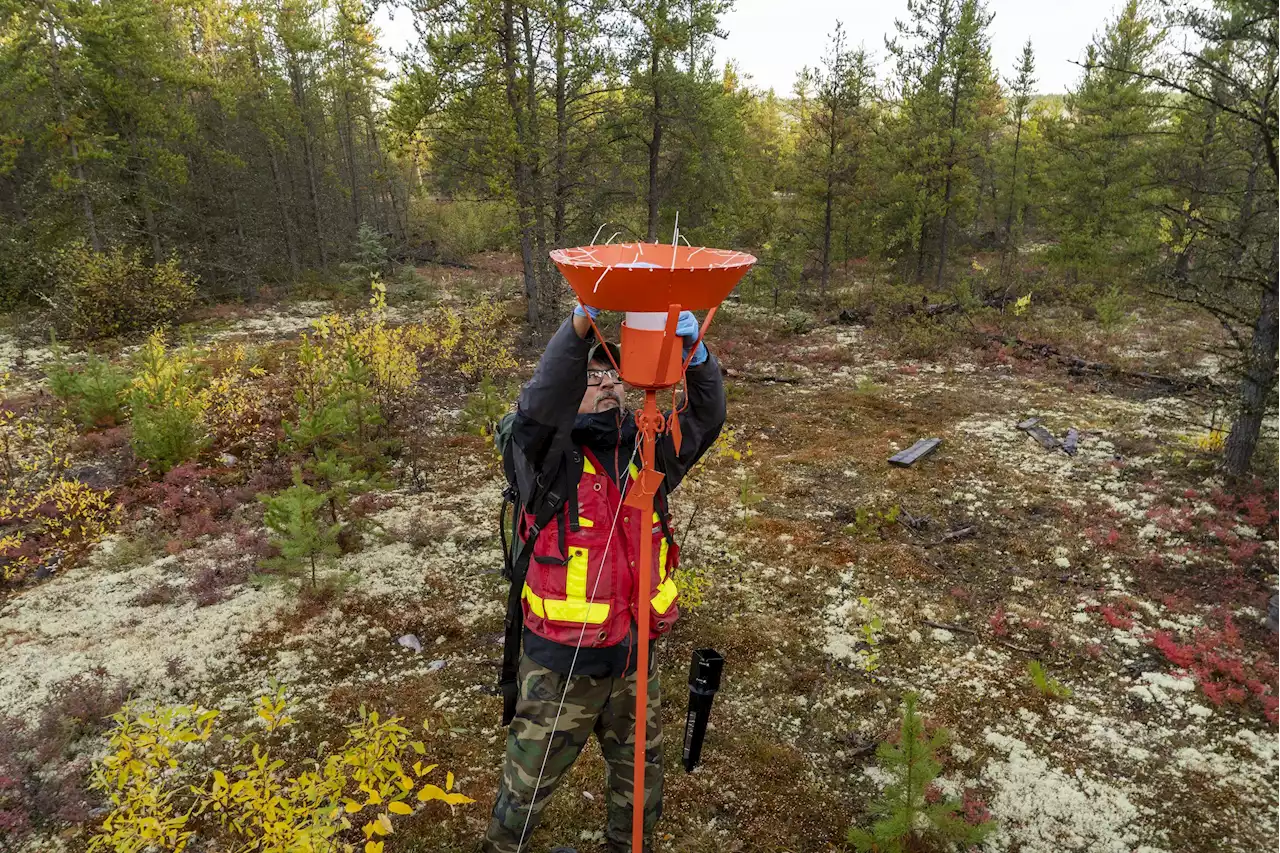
[
  {"x1": 682, "y1": 648, "x2": 724, "y2": 772},
  {"x1": 550, "y1": 241, "x2": 755, "y2": 851}
]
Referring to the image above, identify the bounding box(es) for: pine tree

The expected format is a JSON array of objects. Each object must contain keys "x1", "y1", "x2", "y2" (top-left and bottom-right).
[
  {"x1": 1143, "y1": 0, "x2": 1277, "y2": 476},
  {"x1": 258, "y1": 468, "x2": 341, "y2": 590},
  {"x1": 1044, "y1": 0, "x2": 1166, "y2": 284},
  {"x1": 1000, "y1": 39, "x2": 1037, "y2": 271},
  {"x1": 793, "y1": 23, "x2": 878, "y2": 297},
  {"x1": 883, "y1": 0, "x2": 1000, "y2": 286},
  {"x1": 848, "y1": 692, "x2": 995, "y2": 852}
]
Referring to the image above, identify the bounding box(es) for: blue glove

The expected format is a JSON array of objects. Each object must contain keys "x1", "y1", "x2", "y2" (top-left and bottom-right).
[
  {"x1": 676, "y1": 310, "x2": 708, "y2": 366},
  {"x1": 573, "y1": 303, "x2": 600, "y2": 320}
]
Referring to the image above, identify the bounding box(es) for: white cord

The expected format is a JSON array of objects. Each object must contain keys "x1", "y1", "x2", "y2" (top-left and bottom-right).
[{"x1": 515, "y1": 442, "x2": 642, "y2": 853}]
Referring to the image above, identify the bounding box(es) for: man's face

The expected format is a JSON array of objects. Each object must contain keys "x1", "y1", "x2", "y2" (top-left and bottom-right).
[{"x1": 579, "y1": 360, "x2": 625, "y2": 414}]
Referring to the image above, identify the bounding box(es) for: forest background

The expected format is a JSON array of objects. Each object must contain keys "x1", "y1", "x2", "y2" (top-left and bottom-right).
[{"x1": 0, "y1": 0, "x2": 1275, "y2": 475}]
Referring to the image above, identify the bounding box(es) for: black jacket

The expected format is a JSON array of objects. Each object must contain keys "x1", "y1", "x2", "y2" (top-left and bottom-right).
[{"x1": 510, "y1": 316, "x2": 727, "y2": 676}]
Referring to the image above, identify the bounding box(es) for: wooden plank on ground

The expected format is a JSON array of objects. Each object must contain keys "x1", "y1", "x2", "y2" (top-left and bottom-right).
[
  {"x1": 889, "y1": 438, "x2": 942, "y2": 467},
  {"x1": 1063, "y1": 428, "x2": 1079, "y2": 456},
  {"x1": 1026, "y1": 424, "x2": 1061, "y2": 450}
]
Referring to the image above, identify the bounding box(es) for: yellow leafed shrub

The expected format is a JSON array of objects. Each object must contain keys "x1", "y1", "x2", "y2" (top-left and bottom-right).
[
  {"x1": 89, "y1": 685, "x2": 473, "y2": 853},
  {"x1": 197, "y1": 343, "x2": 268, "y2": 454},
  {"x1": 54, "y1": 243, "x2": 197, "y2": 340},
  {"x1": 0, "y1": 478, "x2": 119, "y2": 582}
]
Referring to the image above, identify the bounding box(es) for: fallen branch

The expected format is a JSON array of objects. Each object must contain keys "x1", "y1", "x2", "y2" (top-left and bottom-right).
[
  {"x1": 723, "y1": 369, "x2": 803, "y2": 384},
  {"x1": 992, "y1": 335, "x2": 1223, "y2": 393},
  {"x1": 923, "y1": 525, "x2": 976, "y2": 547},
  {"x1": 921, "y1": 619, "x2": 977, "y2": 636},
  {"x1": 995, "y1": 638, "x2": 1038, "y2": 654}
]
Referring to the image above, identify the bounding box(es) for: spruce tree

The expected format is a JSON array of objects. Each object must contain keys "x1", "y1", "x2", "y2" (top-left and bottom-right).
[
  {"x1": 848, "y1": 692, "x2": 994, "y2": 852},
  {"x1": 258, "y1": 468, "x2": 341, "y2": 591},
  {"x1": 1000, "y1": 39, "x2": 1037, "y2": 270}
]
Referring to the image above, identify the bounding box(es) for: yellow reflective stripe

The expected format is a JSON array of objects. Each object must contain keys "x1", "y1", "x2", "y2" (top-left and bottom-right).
[
  {"x1": 546, "y1": 598, "x2": 610, "y2": 623},
  {"x1": 583, "y1": 458, "x2": 597, "y2": 475},
  {"x1": 565, "y1": 546, "x2": 588, "y2": 600},
  {"x1": 523, "y1": 583, "x2": 546, "y2": 618},
  {"x1": 628, "y1": 461, "x2": 639, "y2": 478},
  {"x1": 530, "y1": 546, "x2": 610, "y2": 625},
  {"x1": 658, "y1": 537, "x2": 669, "y2": 581},
  {"x1": 578, "y1": 516, "x2": 594, "y2": 528},
  {"x1": 651, "y1": 577, "x2": 678, "y2": 613}
]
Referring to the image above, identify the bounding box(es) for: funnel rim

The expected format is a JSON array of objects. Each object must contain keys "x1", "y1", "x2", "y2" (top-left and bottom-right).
[{"x1": 550, "y1": 243, "x2": 757, "y2": 272}]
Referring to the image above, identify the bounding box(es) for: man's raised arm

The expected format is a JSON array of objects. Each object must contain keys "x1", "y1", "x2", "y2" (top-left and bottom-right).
[{"x1": 509, "y1": 314, "x2": 592, "y2": 499}]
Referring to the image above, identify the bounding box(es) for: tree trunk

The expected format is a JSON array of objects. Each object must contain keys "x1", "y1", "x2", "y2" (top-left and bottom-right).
[
  {"x1": 820, "y1": 102, "x2": 836, "y2": 297},
  {"x1": 1223, "y1": 246, "x2": 1278, "y2": 477},
  {"x1": 646, "y1": 2, "x2": 666, "y2": 242},
  {"x1": 1003, "y1": 118, "x2": 1023, "y2": 241},
  {"x1": 501, "y1": 0, "x2": 539, "y2": 327},
  {"x1": 342, "y1": 85, "x2": 361, "y2": 233},
  {"x1": 519, "y1": 4, "x2": 554, "y2": 321},
  {"x1": 935, "y1": 72, "x2": 962, "y2": 290},
  {"x1": 914, "y1": 219, "x2": 930, "y2": 284},
  {"x1": 46, "y1": 16, "x2": 100, "y2": 252},
  {"x1": 267, "y1": 142, "x2": 301, "y2": 279},
  {"x1": 553, "y1": 0, "x2": 568, "y2": 244},
  {"x1": 288, "y1": 57, "x2": 327, "y2": 267}
]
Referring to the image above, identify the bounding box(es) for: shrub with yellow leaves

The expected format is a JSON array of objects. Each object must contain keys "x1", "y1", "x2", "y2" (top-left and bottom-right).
[
  {"x1": 54, "y1": 243, "x2": 197, "y2": 341},
  {"x1": 197, "y1": 343, "x2": 268, "y2": 455},
  {"x1": 0, "y1": 373, "x2": 117, "y2": 583},
  {"x1": 88, "y1": 702, "x2": 219, "y2": 853},
  {"x1": 89, "y1": 684, "x2": 473, "y2": 853},
  {"x1": 458, "y1": 300, "x2": 517, "y2": 381},
  {"x1": 0, "y1": 374, "x2": 76, "y2": 493},
  {"x1": 0, "y1": 477, "x2": 119, "y2": 582}
]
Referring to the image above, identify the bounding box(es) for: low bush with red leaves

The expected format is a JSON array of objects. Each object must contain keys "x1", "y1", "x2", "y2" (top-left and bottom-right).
[{"x1": 1147, "y1": 615, "x2": 1278, "y2": 723}]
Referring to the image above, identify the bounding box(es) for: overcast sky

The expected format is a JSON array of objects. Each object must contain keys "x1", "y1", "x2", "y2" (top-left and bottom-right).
[{"x1": 374, "y1": 0, "x2": 1129, "y2": 95}]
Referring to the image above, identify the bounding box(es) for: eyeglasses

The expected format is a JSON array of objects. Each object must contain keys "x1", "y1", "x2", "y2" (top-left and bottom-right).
[{"x1": 586, "y1": 368, "x2": 619, "y2": 386}]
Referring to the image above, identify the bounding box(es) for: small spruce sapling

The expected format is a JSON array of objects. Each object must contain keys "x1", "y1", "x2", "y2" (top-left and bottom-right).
[
  {"x1": 460, "y1": 376, "x2": 515, "y2": 438},
  {"x1": 257, "y1": 468, "x2": 341, "y2": 590},
  {"x1": 46, "y1": 336, "x2": 130, "y2": 428},
  {"x1": 1027, "y1": 660, "x2": 1072, "y2": 700},
  {"x1": 848, "y1": 692, "x2": 994, "y2": 852}
]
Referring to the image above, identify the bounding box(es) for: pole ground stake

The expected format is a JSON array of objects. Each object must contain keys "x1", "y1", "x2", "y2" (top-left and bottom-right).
[{"x1": 682, "y1": 648, "x2": 724, "y2": 772}]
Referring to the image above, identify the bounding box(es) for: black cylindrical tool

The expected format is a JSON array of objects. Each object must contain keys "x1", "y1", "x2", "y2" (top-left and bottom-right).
[{"x1": 682, "y1": 648, "x2": 724, "y2": 772}]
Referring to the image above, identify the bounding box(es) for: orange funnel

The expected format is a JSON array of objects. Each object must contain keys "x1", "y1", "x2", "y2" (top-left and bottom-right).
[{"x1": 551, "y1": 243, "x2": 756, "y2": 389}]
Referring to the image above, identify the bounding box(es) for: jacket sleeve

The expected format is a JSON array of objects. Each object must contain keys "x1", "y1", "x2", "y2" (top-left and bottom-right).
[
  {"x1": 510, "y1": 316, "x2": 591, "y2": 505},
  {"x1": 655, "y1": 347, "x2": 726, "y2": 494}
]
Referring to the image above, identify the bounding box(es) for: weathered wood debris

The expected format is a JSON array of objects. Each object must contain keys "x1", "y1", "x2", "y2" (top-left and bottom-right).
[
  {"x1": 888, "y1": 437, "x2": 942, "y2": 467},
  {"x1": 1017, "y1": 416, "x2": 1081, "y2": 455}
]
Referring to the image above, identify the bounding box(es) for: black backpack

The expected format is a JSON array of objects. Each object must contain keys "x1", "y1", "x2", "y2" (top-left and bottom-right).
[{"x1": 494, "y1": 412, "x2": 572, "y2": 725}]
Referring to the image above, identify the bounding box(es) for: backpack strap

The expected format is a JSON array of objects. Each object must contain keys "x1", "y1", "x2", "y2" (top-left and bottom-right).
[{"x1": 500, "y1": 454, "x2": 569, "y2": 727}]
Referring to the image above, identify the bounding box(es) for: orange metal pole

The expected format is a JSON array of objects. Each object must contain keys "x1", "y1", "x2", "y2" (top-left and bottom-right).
[{"x1": 632, "y1": 390, "x2": 658, "y2": 853}]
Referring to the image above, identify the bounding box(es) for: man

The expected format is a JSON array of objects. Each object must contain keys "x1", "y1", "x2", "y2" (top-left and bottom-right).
[{"x1": 484, "y1": 303, "x2": 727, "y2": 853}]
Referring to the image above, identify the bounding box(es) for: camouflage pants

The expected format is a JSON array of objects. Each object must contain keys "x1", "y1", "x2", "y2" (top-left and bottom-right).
[{"x1": 482, "y1": 654, "x2": 663, "y2": 853}]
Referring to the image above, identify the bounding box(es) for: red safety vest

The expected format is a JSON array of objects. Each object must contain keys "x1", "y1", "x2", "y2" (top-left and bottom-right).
[{"x1": 521, "y1": 447, "x2": 680, "y2": 647}]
